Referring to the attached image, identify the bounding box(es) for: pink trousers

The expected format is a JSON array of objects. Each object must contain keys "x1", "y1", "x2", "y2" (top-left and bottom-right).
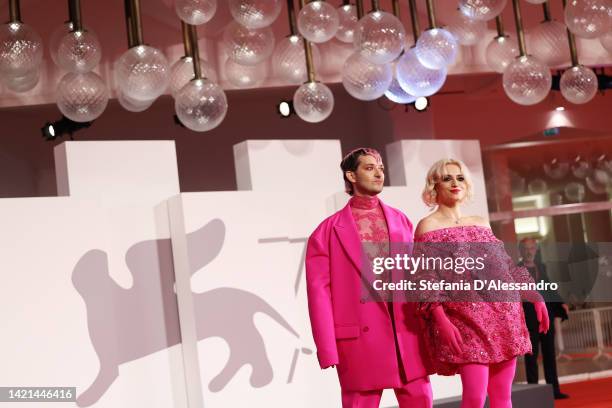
[{"x1": 341, "y1": 376, "x2": 433, "y2": 408}]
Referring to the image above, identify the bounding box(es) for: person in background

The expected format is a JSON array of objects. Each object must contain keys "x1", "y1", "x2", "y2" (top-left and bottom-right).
[{"x1": 518, "y1": 237, "x2": 570, "y2": 400}]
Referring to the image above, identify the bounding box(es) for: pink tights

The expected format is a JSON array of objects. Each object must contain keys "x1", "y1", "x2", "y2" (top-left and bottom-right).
[
  {"x1": 458, "y1": 358, "x2": 517, "y2": 408},
  {"x1": 341, "y1": 376, "x2": 433, "y2": 408}
]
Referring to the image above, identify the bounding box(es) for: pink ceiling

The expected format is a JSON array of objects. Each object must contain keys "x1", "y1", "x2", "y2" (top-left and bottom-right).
[{"x1": 0, "y1": 0, "x2": 610, "y2": 108}]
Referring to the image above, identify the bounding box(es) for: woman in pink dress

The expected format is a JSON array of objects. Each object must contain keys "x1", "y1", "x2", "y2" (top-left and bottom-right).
[{"x1": 413, "y1": 158, "x2": 550, "y2": 408}]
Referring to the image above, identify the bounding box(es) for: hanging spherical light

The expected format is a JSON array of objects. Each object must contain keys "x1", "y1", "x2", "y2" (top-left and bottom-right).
[
  {"x1": 297, "y1": 0, "x2": 340, "y2": 43},
  {"x1": 564, "y1": 181, "x2": 585, "y2": 202},
  {"x1": 560, "y1": 65, "x2": 598, "y2": 104},
  {"x1": 225, "y1": 58, "x2": 267, "y2": 88},
  {"x1": 342, "y1": 51, "x2": 393, "y2": 101},
  {"x1": 459, "y1": 0, "x2": 507, "y2": 21},
  {"x1": 114, "y1": 45, "x2": 170, "y2": 101},
  {"x1": 223, "y1": 21, "x2": 275, "y2": 66},
  {"x1": 385, "y1": 62, "x2": 417, "y2": 104},
  {"x1": 571, "y1": 156, "x2": 591, "y2": 178},
  {"x1": 56, "y1": 72, "x2": 109, "y2": 122},
  {"x1": 229, "y1": 0, "x2": 282, "y2": 29},
  {"x1": 353, "y1": 10, "x2": 406, "y2": 65},
  {"x1": 49, "y1": 21, "x2": 74, "y2": 66},
  {"x1": 446, "y1": 9, "x2": 488, "y2": 46},
  {"x1": 502, "y1": 55, "x2": 551, "y2": 105},
  {"x1": 586, "y1": 169, "x2": 610, "y2": 194},
  {"x1": 175, "y1": 78, "x2": 228, "y2": 131},
  {"x1": 2, "y1": 67, "x2": 39, "y2": 92},
  {"x1": 174, "y1": 0, "x2": 217, "y2": 25},
  {"x1": 527, "y1": 178, "x2": 547, "y2": 194},
  {"x1": 117, "y1": 90, "x2": 154, "y2": 112},
  {"x1": 56, "y1": 29, "x2": 102, "y2": 73},
  {"x1": 335, "y1": 3, "x2": 358, "y2": 43},
  {"x1": 415, "y1": 28, "x2": 458, "y2": 69},
  {"x1": 0, "y1": 22, "x2": 43, "y2": 78},
  {"x1": 543, "y1": 158, "x2": 570, "y2": 179},
  {"x1": 272, "y1": 35, "x2": 321, "y2": 84},
  {"x1": 525, "y1": 21, "x2": 571, "y2": 67},
  {"x1": 600, "y1": 30, "x2": 612, "y2": 53},
  {"x1": 564, "y1": 0, "x2": 612, "y2": 39},
  {"x1": 169, "y1": 57, "x2": 216, "y2": 98},
  {"x1": 396, "y1": 47, "x2": 447, "y2": 97},
  {"x1": 524, "y1": 0, "x2": 547, "y2": 4},
  {"x1": 292, "y1": 81, "x2": 334, "y2": 123},
  {"x1": 485, "y1": 35, "x2": 518, "y2": 73}
]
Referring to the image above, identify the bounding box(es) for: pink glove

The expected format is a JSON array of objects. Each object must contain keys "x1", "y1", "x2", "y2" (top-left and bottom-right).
[
  {"x1": 432, "y1": 306, "x2": 464, "y2": 354},
  {"x1": 533, "y1": 301, "x2": 550, "y2": 333}
]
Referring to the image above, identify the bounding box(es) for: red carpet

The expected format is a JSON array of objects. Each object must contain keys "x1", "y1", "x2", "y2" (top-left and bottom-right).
[{"x1": 554, "y1": 377, "x2": 612, "y2": 408}]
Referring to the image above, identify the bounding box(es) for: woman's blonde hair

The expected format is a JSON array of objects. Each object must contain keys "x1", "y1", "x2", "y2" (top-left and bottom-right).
[{"x1": 422, "y1": 158, "x2": 474, "y2": 208}]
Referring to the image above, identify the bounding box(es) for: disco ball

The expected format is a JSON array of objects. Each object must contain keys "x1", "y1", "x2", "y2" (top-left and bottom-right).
[
  {"x1": 571, "y1": 156, "x2": 591, "y2": 178},
  {"x1": 446, "y1": 9, "x2": 488, "y2": 46},
  {"x1": 353, "y1": 11, "x2": 406, "y2": 65},
  {"x1": 56, "y1": 29, "x2": 102, "y2": 73},
  {"x1": 525, "y1": 21, "x2": 571, "y2": 67},
  {"x1": 272, "y1": 35, "x2": 321, "y2": 84},
  {"x1": 2, "y1": 68, "x2": 39, "y2": 92},
  {"x1": 459, "y1": 0, "x2": 507, "y2": 21},
  {"x1": 502, "y1": 55, "x2": 551, "y2": 105},
  {"x1": 175, "y1": 0, "x2": 217, "y2": 25},
  {"x1": 56, "y1": 72, "x2": 109, "y2": 122},
  {"x1": 342, "y1": 51, "x2": 393, "y2": 101},
  {"x1": 225, "y1": 58, "x2": 267, "y2": 88},
  {"x1": 396, "y1": 47, "x2": 447, "y2": 97},
  {"x1": 560, "y1": 65, "x2": 598, "y2": 104},
  {"x1": 169, "y1": 57, "x2": 217, "y2": 98},
  {"x1": 49, "y1": 21, "x2": 74, "y2": 66},
  {"x1": 229, "y1": 0, "x2": 282, "y2": 29},
  {"x1": 335, "y1": 4, "x2": 358, "y2": 43},
  {"x1": 599, "y1": 30, "x2": 612, "y2": 53},
  {"x1": 223, "y1": 21, "x2": 275, "y2": 66},
  {"x1": 527, "y1": 178, "x2": 548, "y2": 194},
  {"x1": 0, "y1": 22, "x2": 43, "y2": 78},
  {"x1": 114, "y1": 45, "x2": 170, "y2": 101},
  {"x1": 586, "y1": 170, "x2": 610, "y2": 194},
  {"x1": 293, "y1": 81, "x2": 334, "y2": 123},
  {"x1": 415, "y1": 28, "x2": 458, "y2": 69},
  {"x1": 564, "y1": 181, "x2": 585, "y2": 202},
  {"x1": 543, "y1": 159, "x2": 570, "y2": 179},
  {"x1": 385, "y1": 62, "x2": 417, "y2": 104},
  {"x1": 485, "y1": 35, "x2": 518, "y2": 73},
  {"x1": 297, "y1": 0, "x2": 340, "y2": 43},
  {"x1": 564, "y1": 0, "x2": 612, "y2": 39},
  {"x1": 175, "y1": 78, "x2": 228, "y2": 132},
  {"x1": 117, "y1": 91, "x2": 154, "y2": 112}
]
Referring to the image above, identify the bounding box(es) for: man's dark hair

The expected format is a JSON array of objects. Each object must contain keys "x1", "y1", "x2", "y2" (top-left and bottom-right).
[{"x1": 340, "y1": 147, "x2": 381, "y2": 195}]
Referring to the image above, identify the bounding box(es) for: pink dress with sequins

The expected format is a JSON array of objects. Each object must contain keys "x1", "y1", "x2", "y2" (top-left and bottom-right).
[{"x1": 414, "y1": 225, "x2": 536, "y2": 376}]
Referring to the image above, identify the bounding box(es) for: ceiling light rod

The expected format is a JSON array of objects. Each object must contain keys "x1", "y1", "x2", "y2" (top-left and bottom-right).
[
  {"x1": 124, "y1": 0, "x2": 143, "y2": 47},
  {"x1": 511, "y1": 0, "x2": 527, "y2": 57},
  {"x1": 424, "y1": 0, "x2": 438, "y2": 29},
  {"x1": 286, "y1": 0, "x2": 297, "y2": 36},
  {"x1": 187, "y1": 24, "x2": 203, "y2": 79},
  {"x1": 561, "y1": 0, "x2": 579, "y2": 67},
  {"x1": 542, "y1": 0, "x2": 551, "y2": 22},
  {"x1": 181, "y1": 21, "x2": 193, "y2": 58},
  {"x1": 8, "y1": 0, "x2": 21, "y2": 23},
  {"x1": 356, "y1": 0, "x2": 364, "y2": 19},
  {"x1": 495, "y1": 15, "x2": 505, "y2": 37},
  {"x1": 123, "y1": 0, "x2": 135, "y2": 47},
  {"x1": 371, "y1": 0, "x2": 381, "y2": 12},
  {"x1": 408, "y1": 0, "x2": 420, "y2": 43},
  {"x1": 68, "y1": 0, "x2": 83, "y2": 32},
  {"x1": 392, "y1": 0, "x2": 400, "y2": 17},
  {"x1": 300, "y1": 0, "x2": 316, "y2": 82},
  {"x1": 342, "y1": 0, "x2": 350, "y2": 4}
]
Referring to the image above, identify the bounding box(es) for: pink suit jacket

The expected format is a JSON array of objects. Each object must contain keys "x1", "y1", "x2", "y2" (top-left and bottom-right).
[{"x1": 306, "y1": 200, "x2": 431, "y2": 391}]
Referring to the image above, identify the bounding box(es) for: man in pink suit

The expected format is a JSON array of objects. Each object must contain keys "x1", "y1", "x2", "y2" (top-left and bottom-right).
[{"x1": 306, "y1": 148, "x2": 433, "y2": 408}]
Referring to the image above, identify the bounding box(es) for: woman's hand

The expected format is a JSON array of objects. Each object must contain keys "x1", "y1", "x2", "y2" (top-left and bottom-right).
[
  {"x1": 534, "y1": 301, "x2": 550, "y2": 333},
  {"x1": 432, "y1": 306, "x2": 464, "y2": 354}
]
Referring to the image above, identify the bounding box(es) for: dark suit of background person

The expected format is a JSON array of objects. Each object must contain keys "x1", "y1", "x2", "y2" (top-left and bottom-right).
[{"x1": 518, "y1": 248, "x2": 569, "y2": 400}]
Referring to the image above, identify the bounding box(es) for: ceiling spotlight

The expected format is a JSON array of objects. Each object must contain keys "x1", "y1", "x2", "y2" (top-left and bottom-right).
[
  {"x1": 41, "y1": 116, "x2": 92, "y2": 141},
  {"x1": 555, "y1": 106, "x2": 565, "y2": 111},
  {"x1": 414, "y1": 96, "x2": 429, "y2": 112},
  {"x1": 277, "y1": 100, "x2": 295, "y2": 118}
]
